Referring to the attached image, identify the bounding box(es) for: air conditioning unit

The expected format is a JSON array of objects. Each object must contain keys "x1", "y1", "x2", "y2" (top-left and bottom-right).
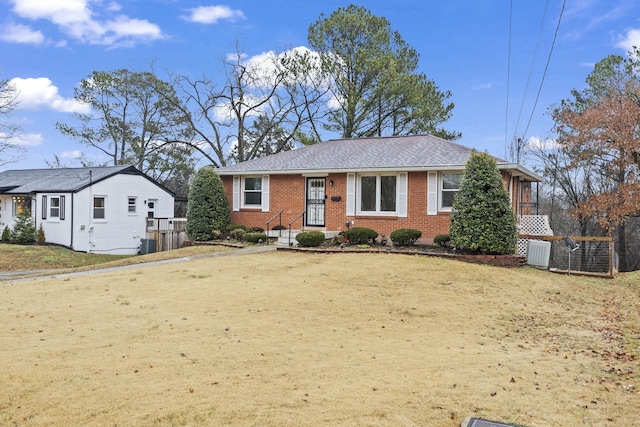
[
  {"x1": 526, "y1": 240, "x2": 551, "y2": 269},
  {"x1": 140, "y1": 238, "x2": 156, "y2": 255}
]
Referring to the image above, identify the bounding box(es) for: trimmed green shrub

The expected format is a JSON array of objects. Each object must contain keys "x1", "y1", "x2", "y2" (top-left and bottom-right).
[
  {"x1": 228, "y1": 224, "x2": 247, "y2": 231},
  {"x1": 36, "y1": 224, "x2": 46, "y2": 245},
  {"x1": 10, "y1": 208, "x2": 36, "y2": 244},
  {"x1": 434, "y1": 234, "x2": 451, "y2": 247},
  {"x1": 229, "y1": 228, "x2": 246, "y2": 241},
  {"x1": 390, "y1": 228, "x2": 422, "y2": 246},
  {"x1": 1, "y1": 226, "x2": 10, "y2": 242},
  {"x1": 247, "y1": 226, "x2": 264, "y2": 233},
  {"x1": 449, "y1": 151, "x2": 517, "y2": 254},
  {"x1": 186, "y1": 167, "x2": 231, "y2": 241},
  {"x1": 211, "y1": 229, "x2": 222, "y2": 240},
  {"x1": 344, "y1": 227, "x2": 378, "y2": 244},
  {"x1": 244, "y1": 232, "x2": 267, "y2": 243},
  {"x1": 295, "y1": 231, "x2": 326, "y2": 247}
]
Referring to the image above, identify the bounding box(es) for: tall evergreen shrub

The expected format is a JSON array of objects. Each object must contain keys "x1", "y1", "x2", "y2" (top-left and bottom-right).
[
  {"x1": 449, "y1": 151, "x2": 517, "y2": 254},
  {"x1": 11, "y1": 208, "x2": 36, "y2": 244},
  {"x1": 186, "y1": 167, "x2": 231, "y2": 241}
]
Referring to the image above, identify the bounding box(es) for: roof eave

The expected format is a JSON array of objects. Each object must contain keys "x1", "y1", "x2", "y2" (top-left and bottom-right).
[
  {"x1": 216, "y1": 165, "x2": 472, "y2": 176},
  {"x1": 497, "y1": 163, "x2": 543, "y2": 182}
]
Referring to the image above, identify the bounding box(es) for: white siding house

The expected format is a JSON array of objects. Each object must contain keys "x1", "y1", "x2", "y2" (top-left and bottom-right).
[{"x1": 0, "y1": 166, "x2": 174, "y2": 255}]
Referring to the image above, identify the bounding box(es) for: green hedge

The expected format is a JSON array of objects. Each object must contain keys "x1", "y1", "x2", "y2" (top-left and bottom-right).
[
  {"x1": 295, "y1": 231, "x2": 326, "y2": 247},
  {"x1": 344, "y1": 227, "x2": 378, "y2": 244},
  {"x1": 434, "y1": 234, "x2": 451, "y2": 247},
  {"x1": 390, "y1": 228, "x2": 422, "y2": 246},
  {"x1": 244, "y1": 232, "x2": 267, "y2": 243}
]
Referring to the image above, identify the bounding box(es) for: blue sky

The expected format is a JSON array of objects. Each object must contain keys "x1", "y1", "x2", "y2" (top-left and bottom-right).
[{"x1": 1, "y1": 0, "x2": 639, "y2": 171}]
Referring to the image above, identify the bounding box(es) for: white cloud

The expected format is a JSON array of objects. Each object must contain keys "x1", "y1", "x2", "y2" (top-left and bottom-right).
[
  {"x1": 472, "y1": 82, "x2": 493, "y2": 90},
  {"x1": 8, "y1": 0, "x2": 164, "y2": 46},
  {"x1": 61, "y1": 149, "x2": 83, "y2": 158},
  {"x1": 14, "y1": 132, "x2": 43, "y2": 147},
  {"x1": 526, "y1": 136, "x2": 559, "y2": 151},
  {"x1": 184, "y1": 5, "x2": 245, "y2": 24},
  {"x1": 10, "y1": 77, "x2": 90, "y2": 114},
  {"x1": 615, "y1": 28, "x2": 640, "y2": 54},
  {"x1": 0, "y1": 22, "x2": 45, "y2": 44}
]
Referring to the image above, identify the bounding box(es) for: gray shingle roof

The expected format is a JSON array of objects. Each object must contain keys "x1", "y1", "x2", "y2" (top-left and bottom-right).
[
  {"x1": 0, "y1": 165, "x2": 138, "y2": 194},
  {"x1": 216, "y1": 134, "x2": 505, "y2": 175}
]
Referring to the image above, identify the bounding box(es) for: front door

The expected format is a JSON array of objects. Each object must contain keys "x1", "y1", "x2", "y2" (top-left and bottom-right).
[{"x1": 306, "y1": 178, "x2": 325, "y2": 227}]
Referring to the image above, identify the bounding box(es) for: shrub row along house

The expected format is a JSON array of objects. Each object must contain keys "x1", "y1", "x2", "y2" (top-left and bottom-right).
[
  {"x1": 216, "y1": 134, "x2": 542, "y2": 242},
  {"x1": 0, "y1": 166, "x2": 174, "y2": 255}
]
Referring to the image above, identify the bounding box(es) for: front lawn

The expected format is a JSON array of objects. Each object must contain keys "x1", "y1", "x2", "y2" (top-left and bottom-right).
[{"x1": 1, "y1": 251, "x2": 638, "y2": 426}]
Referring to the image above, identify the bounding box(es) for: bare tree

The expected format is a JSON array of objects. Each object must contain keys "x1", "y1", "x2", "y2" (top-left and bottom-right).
[
  {"x1": 0, "y1": 78, "x2": 24, "y2": 166},
  {"x1": 152, "y1": 46, "x2": 333, "y2": 167}
]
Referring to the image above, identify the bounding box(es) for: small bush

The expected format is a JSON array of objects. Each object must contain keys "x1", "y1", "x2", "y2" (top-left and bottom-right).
[
  {"x1": 344, "y1": 227, "x2": 378, "y2": 245},
  {"x1": 244, "y1": 232, "x2": 267, "y2": 243},
  {"x1": 229, "y1": 228, "x2": 246, "y2": 241},
  {"x1": 1, "y1": 226, "x2": 10, "y2": 242},
  {"x1": 229, "y1": 224, "x2": 247, "y2": 232},
  {"x1": 295, "y1": 231, "x2": 326, "y2": 247},
  {"x1": 211, "y1": 229, "x2": 222, "y2": 240},
  {"x1": 434, "y1": 234, "x2": 451, "y2": 247},
  {"x1": 11, "y1": 208, "x2": 36, "y2": 244},
  {"x1": 247, "y1": 226, "x2": 264, "y2": 233},
  {"x1": 390, "y1": 228, "x2": 422, "y2": 246},
  {"x1": 36, "y1": 224, "x2": 46, "y2": 245}
]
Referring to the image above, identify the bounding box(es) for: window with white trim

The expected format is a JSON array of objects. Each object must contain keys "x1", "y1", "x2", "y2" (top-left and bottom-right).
[
  {"x1": 50, "y1": 197, "x2": 60, "y2": 218},
  {"x1": 440, "y1": 173, "x2": 463, "y2": 210},
  {"x1": 93, "y1": 196, "x2": 106, "y2": 219},
  {"x1": 357, "y1": 174, "x2": 397, "y2": 215},
  {"x1": 128, "y1": 197, "x2": 137, "y2": 213},
  {"x1": 242, "y1": 177, "x2": 262, "y2": 207}
]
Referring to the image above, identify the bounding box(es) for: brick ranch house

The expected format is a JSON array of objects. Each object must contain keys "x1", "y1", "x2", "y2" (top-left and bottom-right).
[{"x1": 216, "y1": 134, "x2": 542, "y2": 243}]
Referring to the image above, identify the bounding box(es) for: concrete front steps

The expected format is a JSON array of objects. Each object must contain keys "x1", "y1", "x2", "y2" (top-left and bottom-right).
[{"x1": 267, "y1": 229, "x2": 340, "y2": 247}]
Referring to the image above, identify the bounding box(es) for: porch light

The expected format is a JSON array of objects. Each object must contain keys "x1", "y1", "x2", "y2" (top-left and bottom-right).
[{"x1": 329, "y1": 179, "x2": 334, "y2": 186}]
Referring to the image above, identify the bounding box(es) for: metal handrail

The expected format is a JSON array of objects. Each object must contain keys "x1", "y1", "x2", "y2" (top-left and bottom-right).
[
  {"x1": 265, "y1": 210, "x2": 284, "y2": 244},
  {"x1": 287, "y1": 211, "x2": 306, "y2": 247}
]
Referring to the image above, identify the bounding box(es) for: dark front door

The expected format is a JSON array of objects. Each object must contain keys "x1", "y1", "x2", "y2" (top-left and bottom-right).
[{"x1": 306, "y1": 177, "x2": 325, "y2": 226}]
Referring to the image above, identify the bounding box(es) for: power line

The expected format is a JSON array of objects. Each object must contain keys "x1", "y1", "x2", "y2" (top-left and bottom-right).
[
  {"x1": 504, "y1": 0, "x2": 513, "y2": 160},
  {"x1": 513, "y1": 0, "x2": 551, "y2": 140},
  {"x1": 522, "y1": 0, "x2": 566, "y2": 139}
]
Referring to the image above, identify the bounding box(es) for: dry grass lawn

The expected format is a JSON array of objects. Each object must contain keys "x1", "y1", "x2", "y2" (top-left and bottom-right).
[{"x1": 1, "y1": 250, "x2": 638, "y2": 426}]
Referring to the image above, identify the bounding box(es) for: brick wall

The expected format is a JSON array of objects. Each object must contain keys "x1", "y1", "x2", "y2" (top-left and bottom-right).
[{"x1": 221, "y1": 171, "x2": 530, "y2": 239}]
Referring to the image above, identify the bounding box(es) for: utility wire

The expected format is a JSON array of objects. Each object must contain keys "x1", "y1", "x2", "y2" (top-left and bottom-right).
[
  {"x1": 504, "y1": 0, "x2": 513, "y2": 160},
  {"x1": 513, "y1": 0, "x2": 551, "y2": 139},
  {"x1": 522, "y1": 0, "x2": 566, "y2": 138}
]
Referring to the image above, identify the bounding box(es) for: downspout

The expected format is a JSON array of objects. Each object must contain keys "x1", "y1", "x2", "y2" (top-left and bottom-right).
[
  {"x1": 88, "y1": 170, "x2": 93, "y2": 253},
  {"x1": 32, "y1": 193, "x2": 38, "y2": 234},
  {"x1": 70, "y1": 193, "x2": 74, "y2": 250}
]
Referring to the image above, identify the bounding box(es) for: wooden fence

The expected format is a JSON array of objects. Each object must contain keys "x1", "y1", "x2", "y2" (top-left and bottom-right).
[{"x1": 145, "y1": 218, "x2": 187, "y2": 252}]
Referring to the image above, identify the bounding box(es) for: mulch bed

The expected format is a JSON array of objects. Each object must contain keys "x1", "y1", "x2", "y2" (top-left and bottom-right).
[{"x1": 278, "y1": 245, "x2": 527, "y2": 268}]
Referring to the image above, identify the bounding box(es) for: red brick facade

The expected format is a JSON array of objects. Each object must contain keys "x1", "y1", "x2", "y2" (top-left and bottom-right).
[{"x1": 222, "y1": 170, "x2": 528, "y2": 240}]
